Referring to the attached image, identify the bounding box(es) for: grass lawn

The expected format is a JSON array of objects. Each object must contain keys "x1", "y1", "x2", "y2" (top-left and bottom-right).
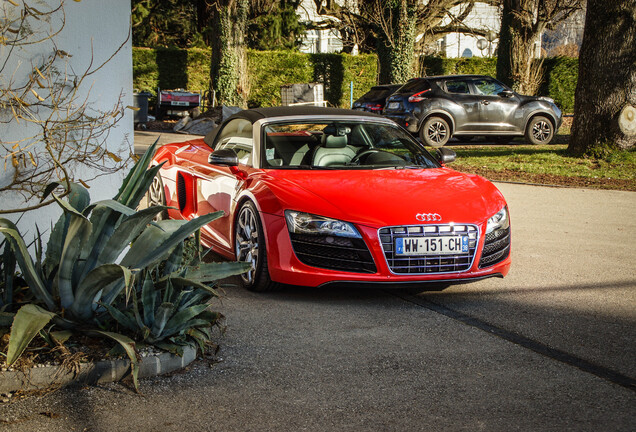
[{"x1": 447, "y1": 121, "x2": 636, "y2": 191}]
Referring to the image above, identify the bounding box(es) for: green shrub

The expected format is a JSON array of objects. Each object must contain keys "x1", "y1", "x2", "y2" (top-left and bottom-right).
[
  {"x1": 541, "y1": 57, "x2": 578, "y2": 113},
  {"x1": 247, "y1": 50, "x2": 314, "y2": 107},
  {"x1": 418, "y1": 56, "x2": 496, "y2": 77},
  {"x1": 134, "y1": 48, "x2": 378, "y2": 108},
  {"x1": 133, "y1": 47, "x2": 211, "y2": 94}
]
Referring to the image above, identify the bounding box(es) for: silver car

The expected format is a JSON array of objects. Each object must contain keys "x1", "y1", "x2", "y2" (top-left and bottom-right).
[{"x1": 382, "y1": 75, "x2": 563, "y2": 147}]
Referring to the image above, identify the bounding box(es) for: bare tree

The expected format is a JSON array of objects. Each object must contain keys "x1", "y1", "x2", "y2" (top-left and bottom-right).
[
  {"x1": 0, "y1": 1, "x2": 130, "y2": 214},
  {"x1": 309, "y1": 0, "x2": 501, "y2": 84},
  {"x1": 496, "y1": 0, "x2": 582, "y2": 94}
]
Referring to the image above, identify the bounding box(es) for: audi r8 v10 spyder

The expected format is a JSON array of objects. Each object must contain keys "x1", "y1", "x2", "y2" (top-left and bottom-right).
[{"x1": 148, "y1": 106, "x2": 511, "y2": 292}]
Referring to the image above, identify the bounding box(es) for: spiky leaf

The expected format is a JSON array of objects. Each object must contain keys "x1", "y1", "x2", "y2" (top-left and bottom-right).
[
  {"x1": 120, "y1": 212, "x2": 223, "y2": 270},
  {"x1": 101, "y1": 302, "x2": 139, "y2": 331},
  {"x1": 69, "y1": 264, "x2": 133, "y2": 320},
  {"x1": 51, "y1": 194, "x2": 92, "y2": 309},
  {"x1": 150, "y1": 302, "x2": 173, "y2": 338},
  {"x1": 141, "y1": 272, "x2": 157, "y2": 328},
  {"x1": 89, "y1": 330, "x2": 140, "y2": 391},
  {"x1": 6, "y1": 304, "x2": 56, "y2": 365},
  {"x1": 185, "y1": 261, "x2": 252, "y2": 283},
  {"x1": 97, "y1": 205, "x2": 171, "y2": 266},
  {"x1": 0, "y1": 220, "x2": 55, "y2": 310}
]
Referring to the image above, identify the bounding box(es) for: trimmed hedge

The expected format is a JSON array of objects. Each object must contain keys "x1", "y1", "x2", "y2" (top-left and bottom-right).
[
  {"x1": 247, "y1": 50, "x2": 314, "y2": 107},
  {"x1": 418, "y1": 56, "x2": 497, "y2": 77},
  {"x1": 132, "y1": 47, "x2": 210, "y2": 93},
  {"x1": 132, "y1": 48, "x2": 577, "y2": 112},
  {"x1": 540, "y1": 57, "x2": 578, "y2": 113},
  {"x1": 247, "y1": 51, "x2": 377, "y2": 107}
]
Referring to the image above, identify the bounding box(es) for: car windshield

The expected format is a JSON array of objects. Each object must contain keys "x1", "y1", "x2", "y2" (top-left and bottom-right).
[{"x1": 262, "y1": 120, "x2": 440, "y2": 170}]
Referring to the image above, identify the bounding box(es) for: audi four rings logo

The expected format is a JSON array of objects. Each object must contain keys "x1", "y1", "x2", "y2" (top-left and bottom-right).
[{"x1": 416, "y1": 213, "x2": 442, "y2": 221}]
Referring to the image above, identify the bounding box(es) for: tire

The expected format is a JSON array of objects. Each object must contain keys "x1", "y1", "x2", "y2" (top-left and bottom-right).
[
  {"x1": 147, "y1": 172, "x2": 167, "y2": 221},
  {"x1": 525, "y1": 116, "x2": 554, "y2": 145},
  {"x1": 420, "y1": 116, "x2": 450, "y2": 147},
  {"x1": 234, "y1": 201, "x2": 277, "y2": 292}
]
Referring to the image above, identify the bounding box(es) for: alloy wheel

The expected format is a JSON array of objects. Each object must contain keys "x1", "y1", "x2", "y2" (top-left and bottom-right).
[
  {"x1": 235, "y1": 205, "x2": 259, "y2": 284},
  {"x1": 532, "y1": 120, "x2": 552, "y2": 142},
  {"x1": 427, "y1": 121, "x2": 448, "y2": 144}
]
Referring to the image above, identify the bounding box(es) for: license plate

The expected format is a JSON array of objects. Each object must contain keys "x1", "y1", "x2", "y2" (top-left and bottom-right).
[
  {"x1": 171, "y1": 101, "x2": 189, "y2": 106},
  {"x1": 387, "y1": 102, "x2": 399, "y2": 110},
  {"x1": 395, "y1": 236, "x2": 469, "y2": 256}
]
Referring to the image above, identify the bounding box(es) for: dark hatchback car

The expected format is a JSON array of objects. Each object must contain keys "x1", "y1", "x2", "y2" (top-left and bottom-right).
[
  {"x1": 352, "y1": 84, "x2": 403, "y2": 113},
  {"x1": 382, "y1": 75, "x2": 562, "y2": 147}
]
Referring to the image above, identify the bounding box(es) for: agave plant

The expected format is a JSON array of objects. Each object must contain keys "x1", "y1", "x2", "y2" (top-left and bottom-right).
[
  {"x1": 102, "y1": 239, "x2": 250, "y2": 355},
  {"x1": 0, "y1": 141, "x2": 250, "y2": 389}
]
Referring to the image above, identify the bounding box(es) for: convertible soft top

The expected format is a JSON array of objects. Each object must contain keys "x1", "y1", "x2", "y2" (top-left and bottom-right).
[{"x1": 204, "y1": 106, "x2": 383, "y2": 146}]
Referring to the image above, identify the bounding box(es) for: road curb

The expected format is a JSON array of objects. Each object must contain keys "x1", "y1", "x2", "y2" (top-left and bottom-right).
[{"x1": 0, "y1": 346, "x2": 196, "y2": 393}]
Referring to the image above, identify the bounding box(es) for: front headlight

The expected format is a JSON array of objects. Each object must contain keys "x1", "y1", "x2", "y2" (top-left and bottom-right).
[
  {"x1": 486, "y1": 206, "x2": 509, "y2": 235},
  {"x1": 285, "y1": 210, "x2": 361, "y2": 238}
]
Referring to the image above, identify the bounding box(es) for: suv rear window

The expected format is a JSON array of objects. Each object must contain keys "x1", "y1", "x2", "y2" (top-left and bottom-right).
[
  {"x1": 398, "y1": 79, "x2": 430, "y2": 93},
  {"x1": 358, "y1": 87, "x2": 395, "y2": 102}
]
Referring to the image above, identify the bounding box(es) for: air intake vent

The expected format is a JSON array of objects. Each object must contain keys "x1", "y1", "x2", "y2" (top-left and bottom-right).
[{"x1": 177, "y1": 173, "x2": 187, "y2": 212}]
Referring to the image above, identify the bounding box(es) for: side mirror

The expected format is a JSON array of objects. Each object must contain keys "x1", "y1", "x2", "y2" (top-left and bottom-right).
[
  {"x1": 498, "y1": 90, "x2": 514, "y2": 98},
  {"x1": 208, "y1": 148, "x2": 239, "y2": 167},
  {"x1": 436, "y1": 147, "x2": 456, "y2": 164}
]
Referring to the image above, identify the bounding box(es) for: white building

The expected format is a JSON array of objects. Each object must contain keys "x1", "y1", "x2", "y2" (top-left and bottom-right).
[
  {"x1": 0, "y1": 0, "x2": 133, "y2": 242},
  {"x1": 297, "y1": 1, "x2": 543, "y2": 59},
  {"x1": 297, "y1": 0, "x2": 345, "y2": 54},
  {"x1": 430, "y1": 2, "x2": 503, "y2": 58}
]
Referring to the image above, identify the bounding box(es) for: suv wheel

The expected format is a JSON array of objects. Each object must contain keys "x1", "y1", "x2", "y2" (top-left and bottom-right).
[
  {"x1": 526, "y1": 116, "x2": 554, "y2": 145},
  {"x1": 420, "y1": 116, "x2": 450, "y2": 147}
]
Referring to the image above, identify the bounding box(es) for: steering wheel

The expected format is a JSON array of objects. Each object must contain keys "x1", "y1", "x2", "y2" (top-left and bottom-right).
[{"x1": 350, "y1": 149, "x2": 382, "y2": 165}]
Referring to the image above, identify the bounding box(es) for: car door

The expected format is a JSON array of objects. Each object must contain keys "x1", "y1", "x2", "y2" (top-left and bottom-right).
[
  {"x1": 186, "y1": 118, "x2": 254, "y2": 255},
  {"x1": 442, "y1": 78, "x2": 481, "y2": 132},
  {"x1": 471, "y1": 77, "x2": 520, "y2": 132}
]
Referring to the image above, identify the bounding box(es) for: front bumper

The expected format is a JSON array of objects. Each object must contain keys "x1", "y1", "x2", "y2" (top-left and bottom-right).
[{"x1": 262, "y1": 213, "x2": 511, "y2": 288}]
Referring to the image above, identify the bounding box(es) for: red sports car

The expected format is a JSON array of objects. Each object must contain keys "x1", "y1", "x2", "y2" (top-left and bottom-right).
[{"x1": 148, "y1": 107, "x2": 511, "y2": 291}]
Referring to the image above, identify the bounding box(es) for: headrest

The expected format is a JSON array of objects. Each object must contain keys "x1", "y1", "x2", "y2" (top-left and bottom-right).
[{"x1": 323, "y1": 135, "x2": 347, "y2": 148}]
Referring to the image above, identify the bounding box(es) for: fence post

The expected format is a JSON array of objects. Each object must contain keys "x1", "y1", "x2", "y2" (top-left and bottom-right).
[{"x1": 350, "y1": 81, "x2": 354, "y2": 108}]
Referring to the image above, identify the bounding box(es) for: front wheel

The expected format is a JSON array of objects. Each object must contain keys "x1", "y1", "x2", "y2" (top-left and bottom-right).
[
  {"x1": 420, "y1": 116, "x2": 451, "y2": 147},
  {"x1": 234, "y1": 201, "x2": 277, "y2": 292},
  {"x1": 525, "y1": 116, "x2": 554, "y2": 145},
  {"x1": 146, "y1": 172, "x2": 167, "y2": 221}
]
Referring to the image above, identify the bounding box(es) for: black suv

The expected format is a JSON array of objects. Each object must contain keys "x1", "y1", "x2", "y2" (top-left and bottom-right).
[{"x1": 382, "y1": 75, "x2": 562, "y2": 147}]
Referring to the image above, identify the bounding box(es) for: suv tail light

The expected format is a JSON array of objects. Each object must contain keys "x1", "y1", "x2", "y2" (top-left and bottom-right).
[
  {"x1": 408, "y1": 89, "x2": 431, "y2": 103},
  {"x1": 364, "y1": 103, "x2": 383, "y2": 111}
]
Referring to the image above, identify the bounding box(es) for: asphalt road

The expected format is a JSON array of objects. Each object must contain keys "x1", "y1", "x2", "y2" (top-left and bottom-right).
[{"x1": 1, "y1": 182, "x2": 634, "y2": 431}]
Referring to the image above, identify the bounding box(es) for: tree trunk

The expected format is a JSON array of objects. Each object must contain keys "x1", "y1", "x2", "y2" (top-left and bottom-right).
[
  {"x1": 568, "y1": 0, "x2": 636, "y2": 156},
  {"x1": 210, "y1": 0, "x2": 249, "y2": 107},
  {"x1": 377, "y1": 0, "x2": 416, "y2": 84},
  {"x1": 496, "y1": 0, "x2": 544, "y2": 95}
]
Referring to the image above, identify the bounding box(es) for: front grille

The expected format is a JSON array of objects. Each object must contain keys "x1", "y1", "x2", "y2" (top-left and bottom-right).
[
  {"x1": 479, "y1": 226, "x2": 510, "y2": 268},
  {"x1": 379, "y1": 224, "x2": 478, "y2": 274},
  {"x1": 290, "y1": 233, "x2": 376, "y2": 273}
]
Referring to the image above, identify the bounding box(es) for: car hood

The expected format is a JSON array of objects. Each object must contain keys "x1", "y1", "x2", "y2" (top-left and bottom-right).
[{"x1": 259, "y1": 168, "x2": 506, "y2": 228}]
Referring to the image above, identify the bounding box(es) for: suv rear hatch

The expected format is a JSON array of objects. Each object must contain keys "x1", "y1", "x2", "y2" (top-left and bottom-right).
[{"x1": 382, "y1": 79, "x2": 432, "y2": 130}]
